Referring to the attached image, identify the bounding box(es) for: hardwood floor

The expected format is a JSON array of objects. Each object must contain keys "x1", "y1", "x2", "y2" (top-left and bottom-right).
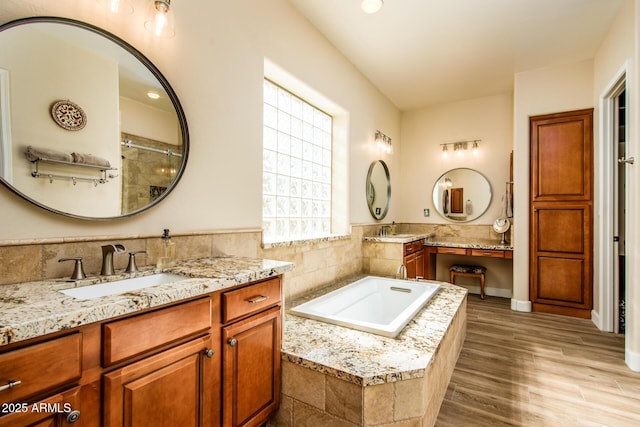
[{"x1": 436, "y1": 295, "x2": 640, "y2": 427}]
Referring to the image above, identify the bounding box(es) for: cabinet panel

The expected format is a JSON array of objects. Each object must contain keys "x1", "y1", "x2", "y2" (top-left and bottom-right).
[
  {"x1": 0, "y1": 333, "x2": 81, "y2": 405},
  {"x1": 103, "y1": 335, "x2": 215, "y2": 427},
  {"x1": 222, "y1": 278, "x2": 281, "y2": 324},
  {"x1": 222, "y1": 306, "x2": 281, "y2": 427},
  {"x1": 103, "y1": 298, "x2": 211, "y2": 366},
  {"x1": 0, "y1": 386, "x2": 81, "y2": 427}
]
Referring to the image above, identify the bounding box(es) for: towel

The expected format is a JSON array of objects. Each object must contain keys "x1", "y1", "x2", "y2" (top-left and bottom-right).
[
  {"x1": 24, "y1": 145, "x2": 73, "y2": 163},
  {"x1": 72, "y1": 152, "x2": 111, "y2": 168}
]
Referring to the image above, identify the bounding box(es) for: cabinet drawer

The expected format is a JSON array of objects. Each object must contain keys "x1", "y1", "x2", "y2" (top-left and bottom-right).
[
  {"x1": 103, "y1": 297, "x2": 211, "y2": 366},
  {"x1": 0, "y1": 333, "x2": 81, "y2": 404},
  {"x1": 437, "y1": 247, "x2": 468, "y2": 255},
  {"x1": 222, "y1": 277, "x2": 281, "y2": 324},
  {"x1": 470, "y1": 249, "x2": 506, "y2": 258},
  {"x1": 404, "y1": 241, "x2": 423, "y2": 255}
]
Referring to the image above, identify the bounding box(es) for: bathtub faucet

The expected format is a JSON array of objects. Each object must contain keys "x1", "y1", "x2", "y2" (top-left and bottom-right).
[{"x1": 396, "y1": 264, "x2": 407, "y2": 280}]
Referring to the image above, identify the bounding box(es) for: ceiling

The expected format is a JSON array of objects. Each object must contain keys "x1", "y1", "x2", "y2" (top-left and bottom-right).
[{"x1": 288, "y1": 0, "x2": 625, "y2": 111}]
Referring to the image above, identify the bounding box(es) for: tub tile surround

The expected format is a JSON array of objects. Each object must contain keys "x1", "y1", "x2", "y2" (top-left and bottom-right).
[{"x1": 275, "y1": 277, "x2": 467, "y2": 426}]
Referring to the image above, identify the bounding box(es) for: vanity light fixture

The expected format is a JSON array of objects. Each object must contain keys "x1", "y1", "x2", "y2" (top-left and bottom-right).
[
  {"x1": 97, "y1": 0, "x2": 133, "y2": 15},
  {"x1": 145, "y1": 0, "x2": 176, "y2": 38},
  {"x1": 440, "y1": 139, "x2": 481, "y2": 157},
  {"x1": 375, "y1": 130, "x2": 393, "y2": 154},
  {"x1": 361, "y1": 0, "x2": 384, "y2": 14}
]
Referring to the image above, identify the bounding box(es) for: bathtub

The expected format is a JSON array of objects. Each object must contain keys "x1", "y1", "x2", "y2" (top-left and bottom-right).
[{"x1": 290, "y1": 276, "x2": 441, "y2": 338}]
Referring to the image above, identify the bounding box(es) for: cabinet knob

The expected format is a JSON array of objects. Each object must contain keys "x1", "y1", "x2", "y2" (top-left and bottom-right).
[
  {"x1": 204, "y1": 349, "x2": 214, "y2": 358},
  {"x1": 228, "y1": 338, "x2": 238, "y2": 347},
  {"x1": 65, "y1": 409, "x2": 81, "y2": 424}
]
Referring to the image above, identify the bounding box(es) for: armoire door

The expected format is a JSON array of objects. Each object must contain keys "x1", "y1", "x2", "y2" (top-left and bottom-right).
[{"x1": 530, "y1": 109, "x2": 593, "y2": 318}]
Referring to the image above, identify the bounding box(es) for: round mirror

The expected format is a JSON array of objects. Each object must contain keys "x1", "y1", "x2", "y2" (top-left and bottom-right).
[
  {"x1": 0, "y1": 17, "x2": 188, "y2": 220},
  {"x1": 366, "y1": 160, "x2": 390, "y2": 220},
  {"x1": 432, "y1": 168, "x2": 492, "y2": 222}
]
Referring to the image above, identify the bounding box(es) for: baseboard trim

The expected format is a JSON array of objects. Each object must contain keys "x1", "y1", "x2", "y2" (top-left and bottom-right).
[
  {"x1": 627, "y1": 349, "x2": 640, "y2": 372},
  {"x1": 510, "y1": 298, "x2": 532, "y2": 312},
  {"x1": 591, "y1": 309, "x2": 603, "y2": 330},
  {"x1": 456, "y1": 285, "x2": 512, "y2": 299}
]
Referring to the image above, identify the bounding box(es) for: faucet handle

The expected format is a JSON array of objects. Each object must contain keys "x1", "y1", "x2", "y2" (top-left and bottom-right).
[
  {"x1": 59, "y1": 257, "x2": 86, "y2": 280},
  {"x1": 125, "y1": 251, "x2": 147, "y2": 273}
]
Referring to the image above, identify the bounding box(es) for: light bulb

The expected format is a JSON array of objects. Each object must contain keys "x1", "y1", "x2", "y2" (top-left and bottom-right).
[
  {"x1": 361, "y1": 0, "x2": 383, "y2": 14},
  {"x1": 145, "y1": 0, "x2": 175, "y2": 38}
]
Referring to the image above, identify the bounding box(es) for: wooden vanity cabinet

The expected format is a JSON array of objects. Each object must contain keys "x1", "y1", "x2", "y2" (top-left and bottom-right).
[
  {"x1": 404, "y1": 240, "x2": 425, "y2": 279},
  {"x1": 0, "y1": 333, "x2": 83, "y2": 427},
  {"x1": 221, "y1": 277, "x2": 282, "y2": 427}
]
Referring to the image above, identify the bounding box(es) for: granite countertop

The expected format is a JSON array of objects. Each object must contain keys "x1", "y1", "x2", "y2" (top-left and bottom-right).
[
  {"x1": 282, "y1": 276, "x2": 467, "y2": 386},
  {"x1": 362, "y1": 232, "x2": 434, "y2": 243},
  {"x1": 424, "y1": 236, "x2": 513, "y2": 251},
  {"x1": 0, "y1": 256, "x2": 294, "y2": 346}
]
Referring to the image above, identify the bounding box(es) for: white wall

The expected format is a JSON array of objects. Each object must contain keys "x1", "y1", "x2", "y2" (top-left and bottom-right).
[
  {"x1": 512, "y1": 60, "x2": 594, "y2": 311},
  {"x1": 0, "y1": 0, "x2": 399, "y2": 240},
  {"x1": 399, "y1": 92, "x2": 514, "y2": 224}
]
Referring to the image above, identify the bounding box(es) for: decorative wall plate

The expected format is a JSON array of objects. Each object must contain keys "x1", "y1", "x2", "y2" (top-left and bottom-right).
[{"x1": 50, "y1": 100, "x2": 86, "y2": 131}]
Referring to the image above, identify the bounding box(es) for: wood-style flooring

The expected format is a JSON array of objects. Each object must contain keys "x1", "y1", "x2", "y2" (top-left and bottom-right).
[{"x1": 435, "y1": 295, "x2": 640, "y2": 427}]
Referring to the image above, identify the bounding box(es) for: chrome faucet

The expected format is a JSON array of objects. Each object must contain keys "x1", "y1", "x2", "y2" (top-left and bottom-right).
[
  {"x1": 101, "y1": 244, "x2": 126, "y2": 276},
  {"x1": 396, "y1": 264, "x2": 407, "y2": 280}
]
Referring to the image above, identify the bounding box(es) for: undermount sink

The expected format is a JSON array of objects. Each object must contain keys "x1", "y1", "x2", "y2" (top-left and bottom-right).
[{"x1": 59, "y1": 273, "x2": 187, "y2": 300}]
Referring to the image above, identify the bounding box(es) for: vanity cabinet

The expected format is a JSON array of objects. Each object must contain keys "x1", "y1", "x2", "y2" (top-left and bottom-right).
[
  {"x1": 102, "y1": 297, "x2": 218, "y2": 426},
  {"x1": 221, "y1": 277, "x2": 282, "y2": 427},
  {"x1": 0, "y1": 333, "x2": 83, "y2": 427},
  {"x1": 404, "y1": 240, "x2": 425, "y2": 279}
]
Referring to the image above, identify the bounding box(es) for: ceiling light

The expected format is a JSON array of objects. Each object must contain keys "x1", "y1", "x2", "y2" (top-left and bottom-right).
[
  {"x1": 361, "y1": 0, "x2": 383, "y2": 14},
  {"x1": 145, "y1": 0, "x2": 176, "y2": 38},
  {"x1": 147, "y1": 91, "x2": 161, "y2": 100}
]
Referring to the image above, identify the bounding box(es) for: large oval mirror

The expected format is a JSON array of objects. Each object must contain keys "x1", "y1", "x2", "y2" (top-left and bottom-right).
[
  {"x1": 432, "y1": 168, "x2": 491, "y2": 222},
  {"x1": 366, "y1": 160, "x2": 390, "y2": 220},
  {"x1": 0, "y1": 17, "x2": 188, "y2": 220}
]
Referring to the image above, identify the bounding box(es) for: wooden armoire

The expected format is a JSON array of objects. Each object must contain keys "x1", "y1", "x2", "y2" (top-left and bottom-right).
[{"x1": 529, "y1": 109, "x2": 593, "y2": 318}]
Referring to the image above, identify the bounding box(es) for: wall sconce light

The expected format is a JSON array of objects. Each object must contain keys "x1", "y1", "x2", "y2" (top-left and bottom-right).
[
  {"x1": 440, "y1": 139, "x2": 481, "y2": 157},
  {"x1": 97, "y1": 0, "x2": 133, "y2": 15},
  {"x1": 375, "y1": 130, "x2": 393, "y2": 154},
  {"x1": 361, "y1": 0, "x2": 384, "y2": 14},
  {"x1": 145, "y1": 0, "x2": 176, "y2": 38}
]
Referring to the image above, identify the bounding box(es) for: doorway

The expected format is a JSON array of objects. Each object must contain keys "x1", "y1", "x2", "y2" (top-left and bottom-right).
[
  {"x1": 599, "y1": 70, "x2": 628, "y2": 334},
  {"x1": 613, "y1": 86, "x2": 627, "y2": 334}
]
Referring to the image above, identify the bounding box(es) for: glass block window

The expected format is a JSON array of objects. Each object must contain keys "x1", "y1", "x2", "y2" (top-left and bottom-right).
[{"x1": 262, "y1": 79, "x2": 333, "y2": 243}]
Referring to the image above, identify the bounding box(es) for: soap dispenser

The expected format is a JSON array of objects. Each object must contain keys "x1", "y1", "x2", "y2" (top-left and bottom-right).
[{"x1": 157, "y1": 228, "x2": 176, "y2": 269}]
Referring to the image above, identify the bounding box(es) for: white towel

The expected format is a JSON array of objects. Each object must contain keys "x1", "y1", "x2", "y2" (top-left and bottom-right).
[
  {"x1": 24, "y1": 145, "x2": 73, "y2": 163},
  {"x1": 72, "y1": 152, "x2": 111, "y2": 168}
]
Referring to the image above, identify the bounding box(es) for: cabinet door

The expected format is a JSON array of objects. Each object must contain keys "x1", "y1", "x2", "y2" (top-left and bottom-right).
[
  {"x1": 415, "y1": 249, "x2": 425, "y2": 278},
  {"x1": 0, "y1": 386, "x2": 81, "y2": 427},
  {"x1": 103, "y1": 335, "x2": 216, "y2": 427},
  {"x1": 222, "y1": 306, "x2": 281, "y2": 427},
  {"x1": 404, "y1": 253, "x2": 417, "y2": 279}
]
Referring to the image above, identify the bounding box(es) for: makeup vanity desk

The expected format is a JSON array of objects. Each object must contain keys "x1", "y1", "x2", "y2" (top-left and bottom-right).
[{"x1": 422, "y1": 237, "x2": 513, "y2": 280}]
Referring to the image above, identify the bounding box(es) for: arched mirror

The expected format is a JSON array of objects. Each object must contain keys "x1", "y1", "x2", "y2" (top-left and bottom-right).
[
  {"x1": 432, "y1": 168, "x2": 491, "y2": 222},
  {"x1": 0, "y1": 17, "x2": 188, "y2": 220},
  {"x1": 366, "y1": 160, "x2": 390, "y2": 220}
]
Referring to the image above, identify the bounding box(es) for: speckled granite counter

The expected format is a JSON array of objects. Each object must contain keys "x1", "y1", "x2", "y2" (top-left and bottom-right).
[
  {"x1": 0, "y1": 256, "x2": 294, "y2": 346},
  {"x1": 424, "y1": 236, "x2": 512, "y2": 251},
  {"x1": 281, "y1": 276, "x2": 467, "y2": 386},
  {"x1": 362, "y1": 232, "x2": 434, "y2": 244}
]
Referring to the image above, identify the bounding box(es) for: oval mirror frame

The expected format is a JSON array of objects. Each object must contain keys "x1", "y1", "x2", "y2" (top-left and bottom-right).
[
  {"x1": 366, "y1": 160, "x2": 390, "y2": 220},
  {"x1": 0, "y1": 16, "x2": 189, "y2": 220},
  {"x1": 432, "y1": 168, "x2": 492, "y2": 222}
]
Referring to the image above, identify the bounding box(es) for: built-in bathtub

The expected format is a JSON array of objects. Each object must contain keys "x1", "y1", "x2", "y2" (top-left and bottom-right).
[{"x1": 289, "y1": 275, "x2": 440, "y2": 338}]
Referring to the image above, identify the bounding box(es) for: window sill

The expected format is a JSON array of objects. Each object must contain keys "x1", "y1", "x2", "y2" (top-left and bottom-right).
[{"x1": 262, "y1": 233, "x2": 351, "y2": 249}]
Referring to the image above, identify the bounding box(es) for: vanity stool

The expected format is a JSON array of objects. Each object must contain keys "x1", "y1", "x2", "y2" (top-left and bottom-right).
[{"x1": 449, "y1": 264, "x2": 487, "y2": 299}]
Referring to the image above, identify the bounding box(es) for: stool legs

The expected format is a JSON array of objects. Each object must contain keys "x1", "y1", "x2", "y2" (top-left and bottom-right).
[{"x1": 449, "y1": 271, "x2": 485, "y2": 300}]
